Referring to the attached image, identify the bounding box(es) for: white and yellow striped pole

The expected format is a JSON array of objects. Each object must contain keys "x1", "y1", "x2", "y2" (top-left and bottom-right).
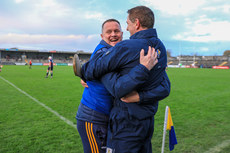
[{"x1": 161, "y1": 106, "x2": 169, "y2": 153}]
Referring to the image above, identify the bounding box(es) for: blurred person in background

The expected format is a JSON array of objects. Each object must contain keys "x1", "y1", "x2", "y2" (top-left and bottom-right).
[
  {"x1": 45, "y1": 56, "x2": 53, "y2": 78},
  {"x1": 29, "y1": 60, "x2": 32, "y2": 69}
]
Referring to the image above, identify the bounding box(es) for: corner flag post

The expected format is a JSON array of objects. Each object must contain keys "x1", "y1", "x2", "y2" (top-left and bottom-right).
[{"x1": 161, "y1": 106, "x2": 169, "y2": 153}]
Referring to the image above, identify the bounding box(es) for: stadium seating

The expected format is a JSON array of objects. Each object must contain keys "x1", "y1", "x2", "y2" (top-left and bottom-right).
[
  {"x1": 0, "y1": 49, "x2": 91, "y2": 65},
  {"x1": 0, "y1": 48, "x2": 229, "y2": 68}
]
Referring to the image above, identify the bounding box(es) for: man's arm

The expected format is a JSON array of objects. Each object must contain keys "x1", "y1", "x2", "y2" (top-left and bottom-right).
[
  {"x1": 100, "y1": 64, "x2": 149, "y2": 98},
  {"x1": 100, "y1": 47, "x2": 158, "y2": 98},
  {"x1": 121, "y1": 76, "x2": 171, "y2": 103},
  {"x1": 81, "y1": 45, "x2": 126, "y2": 81}
]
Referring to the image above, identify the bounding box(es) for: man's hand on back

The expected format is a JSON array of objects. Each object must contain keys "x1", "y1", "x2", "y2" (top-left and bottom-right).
[
  {"x1": 140, "y1": 46, "x2": 158, "y2": 70},
  {"x1": 80, "y1": 79, "x2": 88, "y2": 88}
]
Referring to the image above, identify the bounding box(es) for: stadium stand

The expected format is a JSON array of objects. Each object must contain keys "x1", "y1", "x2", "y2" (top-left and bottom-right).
[
  {"x1": 168, "y1": 55, "x2": 230, "y2": 68},
  {"x1": 0, "y1": 48, "x2": 229, "y2": 68},
  {"x1": 0, "y1": 49, "x2": 91, "y2": 65}
]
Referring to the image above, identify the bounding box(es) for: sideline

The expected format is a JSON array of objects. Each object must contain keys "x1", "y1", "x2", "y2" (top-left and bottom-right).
[
  {"x1": 0, "y1": 76, "x2": 76, "y2": 129},
  {"x1": 204, "y1": 139, "x2": 230, "y2": 153}
]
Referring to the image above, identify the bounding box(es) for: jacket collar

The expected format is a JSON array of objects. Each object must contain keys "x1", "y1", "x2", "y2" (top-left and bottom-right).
[
  {"x1": 100, "y1": 39, "x2": 113, "y2": 49},
  {"x1": 130, "y1": 28, "x2": 158, "y2": 39}
]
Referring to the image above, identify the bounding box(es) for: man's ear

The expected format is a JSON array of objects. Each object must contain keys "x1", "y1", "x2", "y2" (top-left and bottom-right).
[
  {"x1": 135, "y1": 18, "x2": 141, "y2": 30},
  {"x1": 100, "y1": 34, "x2": 103, "y2": 39}
]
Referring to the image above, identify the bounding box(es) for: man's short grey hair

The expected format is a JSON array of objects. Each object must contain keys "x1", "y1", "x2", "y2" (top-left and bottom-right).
[{"x1": 127, "y1": 6, "x2": 155, "y2": 29}]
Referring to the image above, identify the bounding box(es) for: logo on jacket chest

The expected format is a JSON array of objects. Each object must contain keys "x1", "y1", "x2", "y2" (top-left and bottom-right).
[{"x1": 157, "y1": 49, "x2": 161, "y2": 58}]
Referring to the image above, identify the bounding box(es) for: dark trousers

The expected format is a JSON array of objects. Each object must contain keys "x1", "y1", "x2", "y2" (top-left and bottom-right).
[
  {"x1": 106, "y1": 107, "x2": 155, "y2": 153},
  {"x1": 77, "y1": 120, "x2": 107, "y2": 153}
]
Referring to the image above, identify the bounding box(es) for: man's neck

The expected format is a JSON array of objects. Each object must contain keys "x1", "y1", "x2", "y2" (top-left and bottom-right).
[{"x1": 137, "y1": 27, "x2": 148, "y2": 33}]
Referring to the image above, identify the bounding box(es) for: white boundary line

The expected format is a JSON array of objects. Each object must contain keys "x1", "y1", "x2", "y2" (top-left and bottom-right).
[
  {"x1": 204, "y1": 139, "x2": 230, "y2": 153},
  {"x1": 0, "y1": 76, "x2": 76, "y2": 129}
]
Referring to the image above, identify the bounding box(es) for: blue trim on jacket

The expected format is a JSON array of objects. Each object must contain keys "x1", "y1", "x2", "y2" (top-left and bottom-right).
[{"x1": 76, "y1": 40, "x2": 113, "y2": 124}]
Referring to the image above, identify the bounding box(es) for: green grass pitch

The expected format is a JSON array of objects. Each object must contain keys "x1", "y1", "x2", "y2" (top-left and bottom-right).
[{"x1": 0, "y1": 65, "x2": 230, "y2": 153}]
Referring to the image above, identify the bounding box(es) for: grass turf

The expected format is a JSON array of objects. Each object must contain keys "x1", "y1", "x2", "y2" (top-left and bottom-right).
[{"x1": 0, "y1": 65, "x2": 229, "y2": 153}]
